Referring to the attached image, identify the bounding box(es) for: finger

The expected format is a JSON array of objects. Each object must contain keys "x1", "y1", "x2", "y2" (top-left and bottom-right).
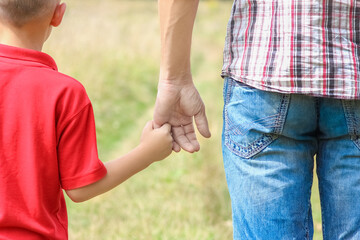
[
  {"x1": 172, "y1": 141, "x2": 181, "y2": 152},
  {"x1": 159, "y1": 123, "x2": 171, "y2": 133},
  {"x1": 153, "y1": 101, "x2": 171, "y2": 129},
  {"x1": 142, "y1": 120, "x2": 154, "y2": 134},
  {"x1": 141, "y1": 121, "x2": 154, "y2": 140},
  {"x1": 172, "y1": 125, "x2": 199, "y2": 153},
  {"x1": 153, "y1": 120, "x2": 162, "y2": 129},
  {"x1": 183, "y1": 124, "x2": 200, "y2": 150},
  {"x1": 171, "y1": 128, "x2": 181, "y2": 152},
  {"x1": 195, "y1": 108, "x2": 211, "y2": 138}
]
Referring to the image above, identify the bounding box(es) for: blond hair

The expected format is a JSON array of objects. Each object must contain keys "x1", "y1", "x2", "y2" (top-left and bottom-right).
[{"x1": 0, "y1": 0, "x2": 53, "y2": 27}]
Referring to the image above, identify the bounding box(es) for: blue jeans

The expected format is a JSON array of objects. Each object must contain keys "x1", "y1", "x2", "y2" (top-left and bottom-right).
[{"x1": 222, "y1": 77, "x2": 360, "y2": 240}]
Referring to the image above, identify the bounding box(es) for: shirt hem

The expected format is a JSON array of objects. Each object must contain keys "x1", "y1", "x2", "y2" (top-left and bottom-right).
[
  {"x1": 221, "y1": 71, "x2": 360, "y2": 100},
  {"x1": 61, "y1": 162, "x2": 107, "y2": 190}
]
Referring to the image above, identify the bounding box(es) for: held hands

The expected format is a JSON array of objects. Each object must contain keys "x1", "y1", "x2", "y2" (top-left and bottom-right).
[
  {"x1": 65, "y1": 121, "x2": 173, "y2": 203},
  {"x1": 153, "y1": 80, "x2": 211, "y2": 153},
  {"x1": 140, "y1": 121, "x2": 173, "y2": 163}
]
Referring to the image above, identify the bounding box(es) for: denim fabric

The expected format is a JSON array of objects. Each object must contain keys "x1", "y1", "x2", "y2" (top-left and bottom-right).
[{"x1": 222, "y1": 77, "x2": 360, "y2": 240}]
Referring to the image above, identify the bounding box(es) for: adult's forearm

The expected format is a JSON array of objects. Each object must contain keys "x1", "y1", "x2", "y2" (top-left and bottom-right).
[{"x1": 158, "y1": 0, "x2": 199, "y2": 83}]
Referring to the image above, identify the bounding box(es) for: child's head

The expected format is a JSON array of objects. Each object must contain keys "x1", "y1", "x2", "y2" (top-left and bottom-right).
[
  {"x1": 0, "y1": 0, "x2": 66, "y2": 29},
  {"x1": 0, "y1": 0, "x2": 66, "y2": 50},
  {"x1": 0, "y1": 0, "x2": 56, "y2": 27}
]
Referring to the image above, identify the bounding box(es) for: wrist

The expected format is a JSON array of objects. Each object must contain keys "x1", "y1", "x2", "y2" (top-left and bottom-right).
[{"x1": 159, "y1": 69, "x2": 193, "y2": 86}]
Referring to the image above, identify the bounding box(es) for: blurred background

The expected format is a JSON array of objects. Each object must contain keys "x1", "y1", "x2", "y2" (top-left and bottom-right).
[{"x1": 44, "y1": 0, "x2": 322, "y2": 239}]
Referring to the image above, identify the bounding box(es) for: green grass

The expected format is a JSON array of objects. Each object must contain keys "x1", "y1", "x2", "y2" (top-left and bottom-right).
[{"x1": 44, "y1": 0, "x2": 322, "y2": 239}]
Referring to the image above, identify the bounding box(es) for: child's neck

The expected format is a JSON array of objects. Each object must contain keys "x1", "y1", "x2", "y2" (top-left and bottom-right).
[{"x1": 0, "y1": 23, "x2": 49, "y2": 51}]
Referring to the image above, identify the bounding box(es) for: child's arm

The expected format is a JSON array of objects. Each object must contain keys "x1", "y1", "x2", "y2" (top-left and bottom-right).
[{"x1": 65, "y1": 121, "x2": 173, "y2": 203}]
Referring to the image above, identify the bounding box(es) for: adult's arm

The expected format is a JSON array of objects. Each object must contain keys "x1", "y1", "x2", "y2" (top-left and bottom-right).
[{"x1": 154, "y1": 0, "x2": 211, "y2": 153}]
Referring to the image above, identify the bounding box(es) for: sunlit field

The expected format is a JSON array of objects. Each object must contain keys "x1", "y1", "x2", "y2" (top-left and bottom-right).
[{"x1": 44, "y1": 0, "x2": 322, "y2": 239}]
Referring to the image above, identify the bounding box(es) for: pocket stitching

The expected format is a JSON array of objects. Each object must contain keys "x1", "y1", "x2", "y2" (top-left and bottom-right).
[
  {"x1": 225, "y1": 133, "x2": 278, "y2": 158},
  {"x1": 343, "y1": 100, "x2": 360, "y2": 149},
  {"x1": 224, "y1": 78, "x2": 290, "y2": 158}
]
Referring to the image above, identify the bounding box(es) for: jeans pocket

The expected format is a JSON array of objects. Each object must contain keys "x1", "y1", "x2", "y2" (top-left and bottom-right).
[
  {"x1": 343, "y1": 100, "x2": 360, "y2": 150},
  {"x1": 223, "y1": 77, "x2": 290, "y2": 158}
]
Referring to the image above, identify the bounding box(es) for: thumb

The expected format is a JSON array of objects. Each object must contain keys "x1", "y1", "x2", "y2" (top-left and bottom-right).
[
  {"x1": 159, "y1": 123, "x2": 171, "y2": 133},
  {"x1": 141, "y1": 120, "x2": 154, "y2": 141},
  {"x1": 153, "y1": 114, "x2": 163, "y2": 129},
  {"x1": 195, "y1": 109, "x2": 211, "y2": 138},
  {"x1": 153, "y1": 121, "x2": 162, "y2": 129},
  {"x1": 143, "y1": 120, "x2": 154, "y2": 133}
]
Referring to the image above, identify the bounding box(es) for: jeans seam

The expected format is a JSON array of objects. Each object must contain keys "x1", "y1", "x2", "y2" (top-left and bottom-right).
[
  {"x1": 224, "y1": 77, "x2": 233, "y2": 150},
  {"x1": 224, "y1": 77, "x2": 234, "y2": 107},
  {"x1": 304, "y1": 165, "x2": 314, "y2": 240},
  {"x1": 317, "y1": 157, "x2": 326, "y2": 240},
  {"x1": 274, "y1": 94, "x2": 290, "y2": 134},
  {"x1": 342, "y1": 100, "x2": 355, "y2": 135},
  {"x1": 315, "y1": 98, "x2": 320, "y2": 129},
  {"x1": 342, "y1": 100, "x2": 360, "y2": 150}
]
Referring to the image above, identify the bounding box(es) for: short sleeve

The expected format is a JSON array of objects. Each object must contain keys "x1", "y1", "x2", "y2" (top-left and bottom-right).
[{"x1": 57, "y1": 103, "x2": 107, "y2": 190}]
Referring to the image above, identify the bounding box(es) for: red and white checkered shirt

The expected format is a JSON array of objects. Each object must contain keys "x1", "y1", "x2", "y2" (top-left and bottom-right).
[{"x1": 222, "y1": 0, "x2": 360, "y2": 99}]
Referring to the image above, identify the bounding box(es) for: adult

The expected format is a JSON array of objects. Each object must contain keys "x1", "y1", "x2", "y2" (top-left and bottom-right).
[
  {"x1": 154, "y1": 0, "x2": 360, "y2": 239},
  {"x1": 154, "y1": 0, "x2": 211, "y2": 153}
]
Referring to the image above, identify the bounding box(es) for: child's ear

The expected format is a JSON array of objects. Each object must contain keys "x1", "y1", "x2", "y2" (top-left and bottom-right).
[{"x1": 50, "y1": 3, "x2": 66, "y2": 27}]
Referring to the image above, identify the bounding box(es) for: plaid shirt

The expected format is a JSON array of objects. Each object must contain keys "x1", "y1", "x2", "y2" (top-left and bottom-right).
[{"x1": 222, "y1": 0, "x2": 360, "y2": 99}]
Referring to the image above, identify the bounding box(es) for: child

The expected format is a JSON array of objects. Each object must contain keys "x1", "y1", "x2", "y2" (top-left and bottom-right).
[{"x1": 0, "y1": 0, "x2": 173, "y2": 239}]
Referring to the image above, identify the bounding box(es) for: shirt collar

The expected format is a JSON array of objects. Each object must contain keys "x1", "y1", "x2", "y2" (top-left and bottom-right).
[{"x1": 0, "y1": 43, "x2": 58, "y2": 71}]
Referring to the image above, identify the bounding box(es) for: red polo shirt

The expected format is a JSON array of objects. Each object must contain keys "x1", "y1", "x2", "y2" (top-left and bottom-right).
[{"x1": 0, "y1": 44, "x2": 107, "y2": 239}]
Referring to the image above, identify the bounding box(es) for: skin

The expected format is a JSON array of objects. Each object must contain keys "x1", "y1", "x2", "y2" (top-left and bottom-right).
[
  {"x1": 154, "y1": 0, "x2": 211, "y2": 153},
  {"x1": 0, "y1": 0, "x2": 66, "y2": 51},
  {"x1": 0, "y1": 1, "x2": 174, "y2": 202},
  {"x1": 66, "y1": 121, "x2": 173, "y2": 202}
]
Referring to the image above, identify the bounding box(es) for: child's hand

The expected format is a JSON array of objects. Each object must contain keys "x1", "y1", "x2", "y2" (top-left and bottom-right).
[{"x1": 140, "y1": 121, "x2": 173, "y2": 162}]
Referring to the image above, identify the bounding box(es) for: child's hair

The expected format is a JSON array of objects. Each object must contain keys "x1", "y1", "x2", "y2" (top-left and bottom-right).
[{"x1": 0, "y1": 0, "x2": 53, "y2": 27}]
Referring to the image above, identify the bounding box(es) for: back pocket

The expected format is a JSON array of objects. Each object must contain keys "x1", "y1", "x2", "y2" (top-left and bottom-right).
[{"x1": 223, "y1": 78, "x2": 290, "y2": 158}]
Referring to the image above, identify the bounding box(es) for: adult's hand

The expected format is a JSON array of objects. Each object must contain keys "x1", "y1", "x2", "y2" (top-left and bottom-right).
[
  {"x1": 156, "y1": 0, "x2": 209, "y2": 153},
  {"x1": 154, "y1": 77, "x2": 211, "y2": 153}
]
